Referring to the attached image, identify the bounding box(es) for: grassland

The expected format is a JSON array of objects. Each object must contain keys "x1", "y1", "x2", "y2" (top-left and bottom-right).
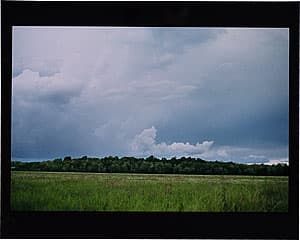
[{"x1": 11, "y1": 171, "x2": 288, "y2": 212}]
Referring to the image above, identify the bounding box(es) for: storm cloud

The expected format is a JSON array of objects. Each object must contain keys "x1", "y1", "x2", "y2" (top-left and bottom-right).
[{"x1": 12, "y1": 27, "x2": 289, "y2": 164}]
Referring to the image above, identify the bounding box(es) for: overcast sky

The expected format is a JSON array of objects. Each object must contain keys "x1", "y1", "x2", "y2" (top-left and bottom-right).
[{"x1": 12, "y1": 27, "x2": 289, "y2": 164}]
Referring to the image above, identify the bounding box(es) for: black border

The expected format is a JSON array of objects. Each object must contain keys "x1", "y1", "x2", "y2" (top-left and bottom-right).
[{"x1": 1, "y1": 1, "x2": 299, "y2": 238}]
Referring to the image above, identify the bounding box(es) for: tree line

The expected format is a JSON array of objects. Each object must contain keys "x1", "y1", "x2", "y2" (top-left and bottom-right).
[{"x1": 11, "y1": 156, "x2": 288, "y2": 176}]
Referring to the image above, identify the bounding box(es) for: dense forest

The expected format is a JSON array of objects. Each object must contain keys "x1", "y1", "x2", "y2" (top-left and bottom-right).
[{"x1": 11, "y1": 156, "x2": 288, "y2": 176}]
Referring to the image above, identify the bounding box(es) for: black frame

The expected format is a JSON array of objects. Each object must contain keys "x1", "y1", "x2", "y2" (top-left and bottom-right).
[{"x1": 1, "y1": 1, "x2": 299, "y2": 238}]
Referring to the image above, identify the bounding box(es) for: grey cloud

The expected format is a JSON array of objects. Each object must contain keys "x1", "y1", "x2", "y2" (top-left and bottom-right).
[
  {"x1": 151, "y1": 28, "x2": 225, "y2": 53},
  {"x1": 11, "y1": 27, "x2": 289, "y2": 163},
  {"x1": 13, "y1": 69, "x2": 84, "y2": 106},
  {"x1": 13, "y1": 58, "x2": 61, "y2": 78}
]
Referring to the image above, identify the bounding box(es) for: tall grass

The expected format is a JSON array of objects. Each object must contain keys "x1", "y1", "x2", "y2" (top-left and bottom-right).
[{"x1": 11, "y1": 171, "x2": 288, "y2": 212}]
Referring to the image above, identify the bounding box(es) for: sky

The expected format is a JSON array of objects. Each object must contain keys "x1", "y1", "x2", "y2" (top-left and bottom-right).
[{"x1": 12, "y1": 27, "x2": 289, "y2": 164}]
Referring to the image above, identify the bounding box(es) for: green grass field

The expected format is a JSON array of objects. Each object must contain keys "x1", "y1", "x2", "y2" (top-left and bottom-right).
[{"x1": 11, "y1": 171, "x2": 288, "y2": 212}]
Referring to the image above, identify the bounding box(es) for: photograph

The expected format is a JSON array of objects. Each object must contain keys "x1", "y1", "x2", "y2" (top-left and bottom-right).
[
  {"x1": 11, "y1": 26, "x2": 289, "y2": 212},
  {"x1": 2, "y1": 1, "x2": 299, "y2": 238}
]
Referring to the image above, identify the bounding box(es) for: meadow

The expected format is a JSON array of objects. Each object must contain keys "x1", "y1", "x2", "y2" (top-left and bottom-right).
[{"x1": 11, "y1": 171, "x2": 288, "y2": 212}]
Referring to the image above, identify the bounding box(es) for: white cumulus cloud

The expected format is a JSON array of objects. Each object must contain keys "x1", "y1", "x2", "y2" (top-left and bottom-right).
[
  {"x1": 131, "y1": 126, "x2": 214, "y2": 158},
  {"x1": 264, "y1": 158, "x2": 289, "y2": 165}
]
